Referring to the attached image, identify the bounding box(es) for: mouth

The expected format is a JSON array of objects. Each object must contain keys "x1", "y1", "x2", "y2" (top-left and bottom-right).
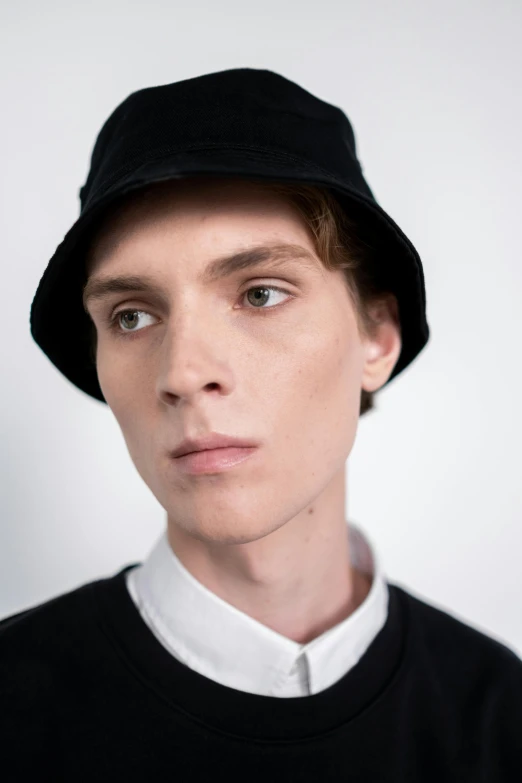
[{"x1": 171, "y1": 445, "x2": 258, "y2": 475}]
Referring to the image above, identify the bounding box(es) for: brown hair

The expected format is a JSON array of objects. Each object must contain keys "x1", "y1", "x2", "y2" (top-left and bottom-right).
[{"x1": 86, "y1": 178, "x2": 396, "y2": 416}]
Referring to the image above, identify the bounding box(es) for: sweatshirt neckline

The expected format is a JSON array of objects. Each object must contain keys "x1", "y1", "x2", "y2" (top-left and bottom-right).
[{"x1": 91, "y1": 563, "x2": 411, "y2": 741}]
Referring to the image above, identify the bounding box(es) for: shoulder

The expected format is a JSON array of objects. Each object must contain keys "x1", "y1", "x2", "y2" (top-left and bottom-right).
[
  {"x1": 394, "y1": 582, "x2": 521, "y2": 663},
  {"x1": 0, "y1": 575, "x2": 98, "y2": 639},
  {"x1": 0, "y1": 574, "x2": 112, "y2": 701},
  {"x1": 391, "y1": 581, "x2": 522, "y2": 707}
]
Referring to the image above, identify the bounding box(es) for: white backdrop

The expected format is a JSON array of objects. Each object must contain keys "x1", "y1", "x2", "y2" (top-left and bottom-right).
[{"x1": 1, "y1": 0, "x2": 521, "y2": 656}]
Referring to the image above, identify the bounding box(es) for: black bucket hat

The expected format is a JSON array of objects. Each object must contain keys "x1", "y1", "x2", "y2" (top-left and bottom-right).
[{"x1": 29, "y1": 67, "x2": 430, "y2": 404}]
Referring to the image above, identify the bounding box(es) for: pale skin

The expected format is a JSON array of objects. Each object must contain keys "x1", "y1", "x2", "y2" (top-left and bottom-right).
[{"x1": 84, "y1": 177, "x2": 402, "y2": 645}]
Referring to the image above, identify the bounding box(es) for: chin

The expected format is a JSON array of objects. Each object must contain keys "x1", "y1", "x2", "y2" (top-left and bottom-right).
[{"x1": 171, "y1": 512, "x2": 283, "y2": 547}]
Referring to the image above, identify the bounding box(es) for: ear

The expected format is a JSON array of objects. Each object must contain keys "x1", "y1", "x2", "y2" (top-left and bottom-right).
[{"x1": 361, "y1": 294, "x2": 402, "y2": 394}]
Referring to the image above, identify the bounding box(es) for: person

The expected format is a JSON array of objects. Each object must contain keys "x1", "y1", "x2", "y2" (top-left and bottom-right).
[{"x1": 2, "y1": 67, "x2": 520, "y2": 780}]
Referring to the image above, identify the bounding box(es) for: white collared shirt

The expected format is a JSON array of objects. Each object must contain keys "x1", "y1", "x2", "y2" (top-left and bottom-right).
[{"x1": 125, "y1": 521, "x2": 389, "y2": 697}]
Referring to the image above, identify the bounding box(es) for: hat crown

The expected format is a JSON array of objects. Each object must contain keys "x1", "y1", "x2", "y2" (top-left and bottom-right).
[{"x1": 80, "y1": 67, "x2": 361, "y2": 211}]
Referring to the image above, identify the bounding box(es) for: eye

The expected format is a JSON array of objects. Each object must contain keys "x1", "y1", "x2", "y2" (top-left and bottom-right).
[{"x1": 107, "y1": 284, "x2": 293, "y2": 338}]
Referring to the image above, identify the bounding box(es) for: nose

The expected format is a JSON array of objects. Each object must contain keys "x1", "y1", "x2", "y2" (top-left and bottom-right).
[{"x1": 155, "y1": 314, "x2": 235, "y2": 405}]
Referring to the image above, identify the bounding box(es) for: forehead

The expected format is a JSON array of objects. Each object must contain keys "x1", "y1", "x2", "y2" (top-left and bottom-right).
[
  {"x1": 85, "y1": 176, "x2": 309, "y2": 271},
  {"x1": 101, "y1": 176, "x2": 289, "y2": 229}
]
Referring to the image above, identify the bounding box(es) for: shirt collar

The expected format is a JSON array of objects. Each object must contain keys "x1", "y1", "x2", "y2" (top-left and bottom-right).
[{"x1": 127, "y1": 521, "x2": 389, "y2": 696}]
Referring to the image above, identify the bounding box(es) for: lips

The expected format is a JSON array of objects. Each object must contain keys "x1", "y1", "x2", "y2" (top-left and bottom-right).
[
  {"x1": 172, "y1": 445, "x2": 258, "y2": 474},
  {"x1": 170, "y1": 432, "x2": 260, "y2": 459}
]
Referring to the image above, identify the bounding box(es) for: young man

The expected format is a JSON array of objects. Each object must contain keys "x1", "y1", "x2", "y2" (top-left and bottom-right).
[{"x1": 2, "y1": 68, "x2": 521, "y2": 780}]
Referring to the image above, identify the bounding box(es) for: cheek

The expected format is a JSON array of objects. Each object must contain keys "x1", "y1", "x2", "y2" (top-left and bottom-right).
[
  {"x1": 270, "y1": 329, "x2": 363, "y2": 461},
  {"x1": 96, "y1": 348, "x2": 149, "y2": 408},
  {"x1": 95, "y1": 353, "x2": 152, "y2": 461},
  {"x1": 282, "y1": 326, "x2": 362, "y2": 406}
]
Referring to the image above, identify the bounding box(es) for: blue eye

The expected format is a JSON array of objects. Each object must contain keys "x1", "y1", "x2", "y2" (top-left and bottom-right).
[{"x1": 107, "y1": 284, "x2": 293, "y2": 338}]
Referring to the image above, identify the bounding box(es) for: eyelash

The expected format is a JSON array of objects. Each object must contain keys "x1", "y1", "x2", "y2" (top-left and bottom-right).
[{"x1": 105, "y1": 284, "x2": 293, "y2": 339}]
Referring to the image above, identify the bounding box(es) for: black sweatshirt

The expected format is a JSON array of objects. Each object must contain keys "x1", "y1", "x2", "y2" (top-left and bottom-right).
[{"x1": 1, "y1": 563, "x2": 521, "y2": 781}]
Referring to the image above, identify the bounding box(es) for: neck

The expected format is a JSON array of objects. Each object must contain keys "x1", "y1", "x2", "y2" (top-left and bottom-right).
[{"x1": 166, "y1": 473, "x2": 371, "y2": 645}]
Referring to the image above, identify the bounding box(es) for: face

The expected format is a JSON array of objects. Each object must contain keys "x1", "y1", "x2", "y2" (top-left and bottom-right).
[{"x1": 84, "y1": 177, "x2": 401, "y2": 545}]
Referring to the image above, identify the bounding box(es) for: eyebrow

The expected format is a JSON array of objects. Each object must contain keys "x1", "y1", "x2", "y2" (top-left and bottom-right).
[{"x1": 82, "y1": 242, "x2": 318, "y2": 312}]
